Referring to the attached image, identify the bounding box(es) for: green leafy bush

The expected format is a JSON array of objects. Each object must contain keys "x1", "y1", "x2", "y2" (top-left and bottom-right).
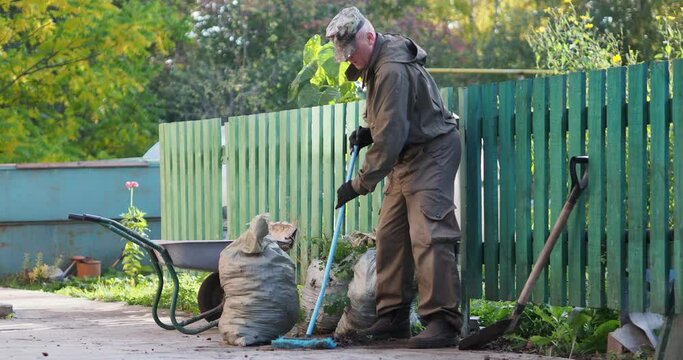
[
  {"x1": 526, "y1": 2, "x2": 637, "y2": 71},
  {"x1": 470, "y1": 300, "x2": 619, "y2": 357}
]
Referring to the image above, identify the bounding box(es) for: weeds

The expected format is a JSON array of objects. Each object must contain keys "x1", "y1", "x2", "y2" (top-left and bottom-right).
[{"x1": 470, "y1": 299, "x2": 620, "y2": 357}]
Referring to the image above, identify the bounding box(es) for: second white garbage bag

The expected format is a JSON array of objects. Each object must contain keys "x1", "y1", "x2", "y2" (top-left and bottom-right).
[
  {"x1": 334, "y1": 248, "x2": 377, "y2": 336},
  {"x1": 218, "y1": 214, "x2": 299, "y2": 346}
]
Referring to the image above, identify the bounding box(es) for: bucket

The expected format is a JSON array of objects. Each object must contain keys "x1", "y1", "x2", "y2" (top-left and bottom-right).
[{"x1": 76, "y1": 259, "x2": 101, "y2": 278}]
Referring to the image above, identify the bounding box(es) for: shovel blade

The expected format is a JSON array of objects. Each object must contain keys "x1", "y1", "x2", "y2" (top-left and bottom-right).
[{"x1": 458, "y1": 319, "x2": 513, "y2": 350}]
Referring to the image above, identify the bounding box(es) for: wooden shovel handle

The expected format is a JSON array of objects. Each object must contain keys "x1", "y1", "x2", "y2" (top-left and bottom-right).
[{"x1": 516, "y1": 156, "x2": 589, "y2": 306}]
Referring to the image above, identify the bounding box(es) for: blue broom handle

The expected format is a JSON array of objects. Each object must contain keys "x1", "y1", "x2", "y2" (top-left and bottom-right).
[{"x1": 306, "y1": 145, "x2": 359, "y2": 336}]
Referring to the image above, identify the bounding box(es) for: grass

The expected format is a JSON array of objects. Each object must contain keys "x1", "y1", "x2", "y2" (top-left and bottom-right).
[{"x1": 0, "y1": 269, "x2": 208, "y2": 315}]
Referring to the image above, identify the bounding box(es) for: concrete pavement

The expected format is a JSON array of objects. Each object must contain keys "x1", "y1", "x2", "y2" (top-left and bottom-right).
[{"x1": 0, "y1": 288, "x2": 568, "y2": 360}]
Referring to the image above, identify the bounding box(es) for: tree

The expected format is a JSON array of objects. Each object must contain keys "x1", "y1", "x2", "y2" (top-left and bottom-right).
[
  {"x1": 0, "y1": 0, "x2": 185, "y2": 163},
  {"x1": 151, "y1": 0, "x2": 315, "y2": 121}
]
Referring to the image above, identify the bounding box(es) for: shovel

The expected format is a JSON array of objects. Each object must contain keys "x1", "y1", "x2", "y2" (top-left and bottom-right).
[{"x1": 459, "y1": 155, "x2": 589, "y2": 350}]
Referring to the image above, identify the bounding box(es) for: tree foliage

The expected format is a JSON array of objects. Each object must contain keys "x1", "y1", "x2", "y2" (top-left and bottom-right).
[
  {"x1": 0, "y1": 0, "x2": 185, "y2": 163},
  {"x1": 3, "y1": 0, "x2": 681, "y2": 163},
  {"x1": 151, "y1": 0, "x2": 313, "y2": 122}
]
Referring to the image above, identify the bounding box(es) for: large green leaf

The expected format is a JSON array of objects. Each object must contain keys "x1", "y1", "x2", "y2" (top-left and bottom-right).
[
  {"x1": 319, "y1": 87, "x2": 341, "y2": 105},
  {"x1": 303, "y1": 35, "x2": 321, "y2": 65},
  {"x1": 318, "y1": 45, "x2": 338, "y2": 82},
  {"x1": 529, "y1": 335, "x2": 553, "y2": 346},
  {"x1": 288, "y1": 61, "x2": 318, "y2": 102},
  {"x1": 577, "y1": 319, "x2": 619, "y2": 353},
  {"x1": 297, "y1": 83, "x2": 321, "y2": 108}
]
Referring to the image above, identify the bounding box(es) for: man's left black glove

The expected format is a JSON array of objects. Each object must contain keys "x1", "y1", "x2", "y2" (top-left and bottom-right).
[{"x1": 335, "y1": 181, "x2": 359, "y2": 209}]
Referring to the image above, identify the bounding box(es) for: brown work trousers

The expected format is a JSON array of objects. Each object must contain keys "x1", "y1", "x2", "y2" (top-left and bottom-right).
[{"x1": 375, "y1": 128, "x2": 462, "y2": 328}]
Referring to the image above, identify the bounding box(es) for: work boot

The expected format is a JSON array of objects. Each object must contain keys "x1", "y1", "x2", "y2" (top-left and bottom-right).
[
  {"x1": 407, "y1": 317, "x2": 459, "y2": 348},
  {"x1": 359, "y1": 309, "x2": 411, "y2": 340}
]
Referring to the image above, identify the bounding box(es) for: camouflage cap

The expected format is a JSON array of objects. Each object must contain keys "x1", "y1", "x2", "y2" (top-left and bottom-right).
[{"x1": 326, "y1": 7, "x2": 367, "y2": 62}]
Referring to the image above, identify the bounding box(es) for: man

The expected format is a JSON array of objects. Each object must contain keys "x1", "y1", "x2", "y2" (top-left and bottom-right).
[{"x1": 327, "y1": 7, "x2": 463, "y2": 349}]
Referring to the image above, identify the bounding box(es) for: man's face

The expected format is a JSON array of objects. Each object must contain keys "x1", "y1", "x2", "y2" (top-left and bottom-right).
[{"x1": 347, "y1": 30, "x2": 375, "y2": 70}]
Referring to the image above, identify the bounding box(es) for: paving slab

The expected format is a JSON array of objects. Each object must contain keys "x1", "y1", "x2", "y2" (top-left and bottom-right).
[{"x1": 0, "y1": 288, "x2": 567, "y2": 360}]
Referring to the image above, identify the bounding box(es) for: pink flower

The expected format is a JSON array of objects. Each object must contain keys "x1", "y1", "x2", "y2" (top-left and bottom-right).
[{"x1": 125, "y1": 181, "x2": 139, "y2": 189}]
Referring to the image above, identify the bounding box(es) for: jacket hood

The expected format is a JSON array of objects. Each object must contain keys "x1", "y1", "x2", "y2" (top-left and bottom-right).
[{"x1": 346, "y1": 33, "x2": 427, "y2": 82}]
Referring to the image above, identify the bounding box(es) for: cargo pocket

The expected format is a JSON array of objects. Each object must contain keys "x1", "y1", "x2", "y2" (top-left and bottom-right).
[{"x1": 417, "y1": 191, "x2": 461, "y2": 245}]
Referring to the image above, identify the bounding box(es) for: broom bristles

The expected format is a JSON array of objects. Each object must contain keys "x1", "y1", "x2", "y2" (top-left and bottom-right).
[{"x1": 271, "y1": 336, "x2": 337, "y2": 349}]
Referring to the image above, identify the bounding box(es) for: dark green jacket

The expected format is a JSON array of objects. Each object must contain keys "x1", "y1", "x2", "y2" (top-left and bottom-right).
[{"x1": 346, "y1": 33, "x2": 457, "y2": 195}]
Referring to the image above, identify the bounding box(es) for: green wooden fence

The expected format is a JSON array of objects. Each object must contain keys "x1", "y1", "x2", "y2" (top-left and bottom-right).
[
  {"x1": 160, "y1": 59, "x2": 681, "y2": 315},
  {"x1": 459, "y1": 59, "x2": 682, "y2": 315},
  {"x1": 159, "y1": 118, "x2": 223, "y2": 241}
]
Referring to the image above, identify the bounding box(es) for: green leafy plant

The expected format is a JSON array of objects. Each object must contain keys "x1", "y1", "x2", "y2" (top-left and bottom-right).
[
  {"x1": 470, "y1": 300, "x2": 619, "y2": 357},
  {"x1": 525, "y1": 2, "x2": 638, "y2": 71},
  {"x1": 288, "y1": 35, "x2": 361, "y2": 108},
  {"x1": 654, "y1": 5, "x2": 683, "y2": 60},
  {"x1": 27, "y1": 253, "x2": 49, "y2": 284},
  {"x1": 120, "y1": 181, "x2": 149, "y2": 279},
  {"x1": 314, "y1": 235, "x2": 370, "y2": 282},
  {"x1": 322, "y1": 294, "x2": 351, "y2": 317},
  {"x1": 527, "y1": 306, "x2": 618, "y2": 357}
]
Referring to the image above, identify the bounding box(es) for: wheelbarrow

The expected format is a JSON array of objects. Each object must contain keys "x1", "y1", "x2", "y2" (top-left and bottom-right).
[{"x1": 67, "y1": 213, "x2": 296, "y2": 335}]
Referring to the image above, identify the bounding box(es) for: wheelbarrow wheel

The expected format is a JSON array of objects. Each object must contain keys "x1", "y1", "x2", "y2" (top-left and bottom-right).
[{"x1": 197, "y1": 272, "x2": 224, "y2": 322}]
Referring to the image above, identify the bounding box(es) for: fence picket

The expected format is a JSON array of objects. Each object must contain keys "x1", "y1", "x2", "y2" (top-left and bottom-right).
[
  {"x1": 515, "y1": 80, "x2": 533, "y2": 293},
  {"x1": 288, "y1": 109, "x2": 302, "y2": 281},
  {"x1": 258, "y1": 114, "x2": 268, "y2": 215},
  {"x1": 268, "y1": 113, "x2": 279, "y2": 220},
  {"x1": 606, "y1": 67, "x2": 627, "y2": 310},
  {"x1": 482, "y1": 83, "x2": 499, "y2": 300},
  {"x1": 311, "y1": 107, "x2": 322, "y2": 249},
  {"x1": 649, "y1": 61, "x2": 671, "y2": 314},
  {"x1": 587, "y1": 70, "x2": 607, "y2": 308},
  {"x1": 248, "y1": 115, "x2": 258, "y2": 222},
  {"x1": 532, "y1": 77, "x2": 549, "y2": 303},
  {"x1": 160, "y1": 124, "x2": 171, "y2": 239},
  {"x1": 345, "y1": 102, "x2": 360, "y2": 234},
  {"x1": 498, "y1": 81, "x2": 516, "y2": 300},
  {"x1": 333, "y1": 104, "x2": 346, "y2": 230},
  {"x1": 627, "y1": 63, "x2": 648, "y2": 312},
  {"x1": 187, "y1": 122, "x2": 197, "y2": 237},
  {"x1": 322, "y1": 106, "x2": 335, "y2": 243},
  {"x1": 358, "y1": 102, "x2": 372, "y2": 233},
  {"x1": 464, "y1": 85, "x2": 483, "y2": 299},
  {"x1": 549, "y1": 75, "x2": 568, "y2": 305},
  {"x1": 673, "y1": 59, "x2": 683, "y2": 314},
  {"x1": 227, "y1": 121, "x2": 238, "y2": 239},
  {"x1": 300, "y1": 108, "x2": 312, "y2": 277},
  {"x1": 567, "y1": 72, "x2": 587, "y2": 306}
]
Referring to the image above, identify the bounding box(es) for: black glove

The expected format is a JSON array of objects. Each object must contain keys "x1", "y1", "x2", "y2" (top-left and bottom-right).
[
  {"x1": 335, "y1": 181, "x2": 359, "y2": 209},
  {"x1": 348, "y1": 126, "x2": 373, "y2": 152}
]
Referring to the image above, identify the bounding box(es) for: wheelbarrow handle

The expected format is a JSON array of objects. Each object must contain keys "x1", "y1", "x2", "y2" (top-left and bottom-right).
[
  {"x1": 68, "y1": 213, "x2": 105, "y2": 222},
  {"x1": 68, "y1": 213, "x2": 165, "y2": 253}
]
